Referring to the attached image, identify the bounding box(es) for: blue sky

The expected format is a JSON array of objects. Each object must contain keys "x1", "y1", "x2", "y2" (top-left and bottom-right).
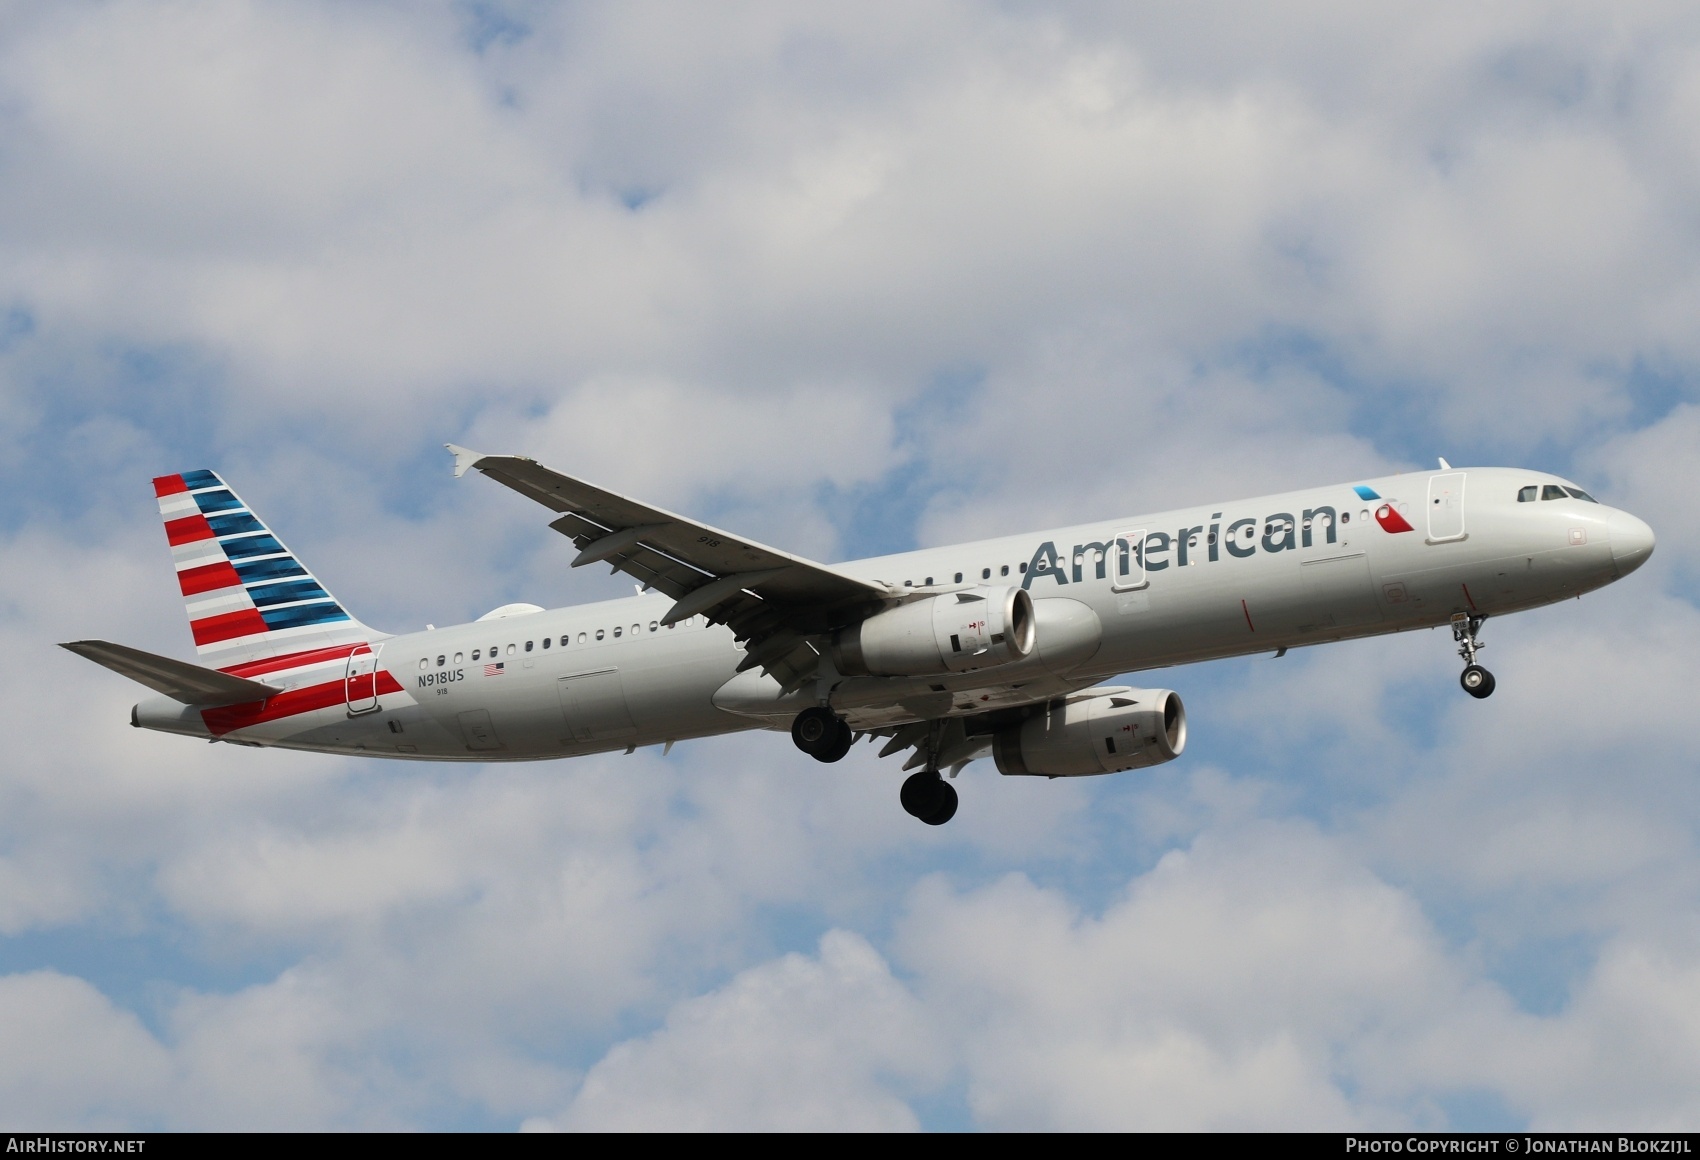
[{"x1": 3, "y1": 0, "x2": 1700, "y2": 1130}]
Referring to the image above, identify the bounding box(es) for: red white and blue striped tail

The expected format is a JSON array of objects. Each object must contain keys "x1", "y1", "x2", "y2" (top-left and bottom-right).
[{"x1": 152, "y1": 470, "x2": 380, "y2": 668}]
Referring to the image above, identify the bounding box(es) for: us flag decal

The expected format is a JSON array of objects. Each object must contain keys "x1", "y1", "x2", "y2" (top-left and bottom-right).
[{"x1": 484, "y1": 662, "x2": 505, "y2": 676}]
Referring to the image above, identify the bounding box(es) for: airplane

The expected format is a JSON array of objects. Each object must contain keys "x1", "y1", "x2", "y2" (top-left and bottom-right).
[{"x1": 62, "y1": 447, "x2": 1656, "y2": 825}]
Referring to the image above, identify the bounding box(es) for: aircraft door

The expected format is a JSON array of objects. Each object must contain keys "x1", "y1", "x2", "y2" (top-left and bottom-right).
[
  {"x1": 345, "y1": 644, "x2": 380, "y2": 715},
  {"x1": 1427, "y1": 473, "x2": 1467, "y2": 543},
  {"x1": 1112, "y1": 529, "x2": 1148, "y2": 592},
  {"x1": 558, "y1": 669, "x2": 637, "y2": 742}
]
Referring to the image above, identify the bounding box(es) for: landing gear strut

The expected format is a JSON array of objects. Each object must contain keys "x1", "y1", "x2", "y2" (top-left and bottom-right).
[
  {"x1": 1452, "y1": 613, "x2": 1495, "y2": 699},
  {"x1": 791, "y1": 706, "x2": 853, "y2": 762},
  {"x1": 900, "y1": 770, "x2": 958, "y2": 826}
]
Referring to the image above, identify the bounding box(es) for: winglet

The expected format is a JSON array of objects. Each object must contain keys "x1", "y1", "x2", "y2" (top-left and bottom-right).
[
  {"x1": 446, "y1": 444, "x2": 491, "y2": 479},
  {"x1": 1438, "y1": 457, "x2": 1452, "y2": 470}
]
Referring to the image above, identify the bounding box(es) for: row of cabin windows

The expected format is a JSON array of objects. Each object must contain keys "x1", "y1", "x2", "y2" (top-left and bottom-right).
[
  {"x1": 904, "y1": 563, "x2": 1021, "y2": 588},
  {"x1": 890, "y1": 487, "x2": 1601, "y2": 589},
  {"x1": 418, "y1": 616, "x2": 701, "y2": 669},
  {"x1": 897, "y1": 514, "x2": 1367, "y2": 585},
  {"x1": 1519, "y1": 484, "x2": 1598, "y2": 503}
]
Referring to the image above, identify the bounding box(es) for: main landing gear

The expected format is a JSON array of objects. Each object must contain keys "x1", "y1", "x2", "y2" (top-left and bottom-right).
[
  {"x1": 1452, "y1": 613, "x2": 1496, "y2": 699},
  {"x1": 900, "y1": 770, "x2": 958, "y2": 826},
  {"x1": 791, "y1": 706, "x2": 854, "y2": 762},
  {"x1": 790, "y1": 707, "x2": 959, "y2": 825}
]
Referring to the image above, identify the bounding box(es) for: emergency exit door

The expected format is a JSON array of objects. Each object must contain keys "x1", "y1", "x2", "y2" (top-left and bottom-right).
[
  {"x1": 345, "y1": 644, "x2": 380, "y2": 714},
  {"x1": 1427, "y1": 473, "x2": 1467, "y2": 543}
]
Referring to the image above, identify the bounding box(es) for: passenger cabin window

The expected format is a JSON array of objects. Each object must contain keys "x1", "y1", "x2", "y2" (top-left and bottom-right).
[
  {"x1": 1000, "y1": 565, "x2": 1009, "y2": 576},
  {"x1": 982, "y1": 568, "x2": 991, "y2": 580},
  {"x1": 472, "y1": 649, "x2": 481, "y2": 660},
  {"x1": 1542, "y1": 485, "x2": 1568, "y2": 500},
  {"x1": 542, "y1": 637, "x2": 550, "y2": 648},
  {"x1": 925, "y1": 576, "x2": 933, "y2": 586},
  {"x1": 505, "y1": 643, "x2": 516, "y2": 656},
  {"x1": 954, "y1": 572, "x2": 963, "y2": 584},
  {"x1": 1565, "y1": 487, "x2": 1599, "y2": 503},
  {"x1": 591, "y1": 630, "x2": 601, "y2": 641},
  {"x1": 418, "y1": 658, "x2": 427, "y2": 671},
  {"x1": 436, "y1": 655, "x2": 445, "y2": 667},
  {"x1": 632, "y1": 623, "x2": 640, "y2": 635},
  {"x1": 560, "y1": 636, "x2": 569, "y2": 647},
  {"x1": 454, "y1": 652, "x2": 463, "y2": 664},
  {"x1": 1340, "y1": 512, "x2": 1349, "y2": 524},
  {"x1": 613, "y1": 626, "x2": 622, "y2": 638},
  {"x1": 1518, "y1": 485, "x2": 1538, "y2": 502},
  {"x1": 649, "y1": 621, "x2": 659, "y2": 632},
  {"x1": 1019, "y1": 562, "x2": 1027, "y2": 573}
]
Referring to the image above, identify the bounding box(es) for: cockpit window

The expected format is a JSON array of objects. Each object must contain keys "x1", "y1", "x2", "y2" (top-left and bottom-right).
[
  {"x1": 1517, "y1": 486, "x2": 1538, "y2": 502},
  {"x1": 1541, "y1": 485, "x2": 1569, "y2": 500},
  {"x1": 1563, "y1": 487, "x2": 1598, "y2": 503}
]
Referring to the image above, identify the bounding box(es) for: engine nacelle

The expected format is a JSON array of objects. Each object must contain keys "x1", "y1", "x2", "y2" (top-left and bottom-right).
[
  {"x1": 833, "y1": 587, "x2": 1035, "y2": 676},
  {"x1": 993, "y1": 688, "x2": 1187, "y2": 777}
]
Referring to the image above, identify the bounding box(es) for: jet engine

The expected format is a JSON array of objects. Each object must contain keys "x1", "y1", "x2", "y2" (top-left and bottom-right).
[
  {"x1": 992, "y1": 688, "x2": 1186, "y2": 777},
  {"x1": 832, "y1": 587, "x2": 1035, "y2": 676}
]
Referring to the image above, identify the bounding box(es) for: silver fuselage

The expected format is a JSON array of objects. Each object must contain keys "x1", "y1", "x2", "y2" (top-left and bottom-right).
[{"x1": 134, "y1": 467, "x2": 1656, "y2": 760}]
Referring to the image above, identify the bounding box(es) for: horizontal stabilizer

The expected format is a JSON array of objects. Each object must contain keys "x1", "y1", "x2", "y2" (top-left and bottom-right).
[{"x1": 60, "y1": 640, "x2": 282, "y2": 706}]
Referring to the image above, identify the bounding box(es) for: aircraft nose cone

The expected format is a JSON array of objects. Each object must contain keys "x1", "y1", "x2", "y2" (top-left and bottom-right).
[{"x1": 1607, "y1": 510, "x2": 1656, "y2": 577}]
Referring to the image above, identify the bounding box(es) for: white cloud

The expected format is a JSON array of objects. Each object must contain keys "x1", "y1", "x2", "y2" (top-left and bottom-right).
[
  {"x1": 0, "y1": 971, "x2": 170, "y2": 1129},
  {"x1": 893, "y1": 825, "x2": 1455, "y2": 1130},
  {"x1": 553, "y1": 929, "x2": 944, "y2": 1131}
]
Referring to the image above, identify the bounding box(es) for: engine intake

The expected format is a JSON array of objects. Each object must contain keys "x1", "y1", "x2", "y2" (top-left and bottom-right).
[
  {"x1": 993, "y1": 688, "x2": 1187, "y2": 777},
  {"x1": 833, "y1": 587, "x2": 1035, "y2": 677}
]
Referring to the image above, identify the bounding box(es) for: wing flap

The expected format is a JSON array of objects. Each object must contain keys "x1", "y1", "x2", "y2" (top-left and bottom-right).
[{"x1": 61, "y1": 640, "x2": 283, "y2": 705}]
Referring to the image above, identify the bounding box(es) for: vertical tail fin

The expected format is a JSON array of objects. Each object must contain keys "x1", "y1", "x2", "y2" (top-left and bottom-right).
[{"x1": 152, "y1": 470, "x2": 382, "y2": 669}]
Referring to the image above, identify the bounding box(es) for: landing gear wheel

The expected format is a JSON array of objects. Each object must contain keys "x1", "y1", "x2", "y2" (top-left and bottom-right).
[
  {"x1": 900, "y1": 771, "x2": 958, "y2": 825},
  {"x1": 1451, "y1": 614, "x2": 1495, "y2": 699},
  {"x1": 793, "y1": 706, "x2": 852, "y2": 761},
  {"x1": 817, "y1": 718, "x2": 854, "y2": 763},
  {"x1": 1460, "y1": 665, "x2": 1496, "y2": 699}
]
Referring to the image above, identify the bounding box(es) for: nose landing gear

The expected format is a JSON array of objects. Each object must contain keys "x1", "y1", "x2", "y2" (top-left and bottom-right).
[
  {"x1": 791, "y1": 706, "x2": 854, "y2": 762},
  {"x1": 1452, "y1": 613, "x2": 1495, "y2": 699}
]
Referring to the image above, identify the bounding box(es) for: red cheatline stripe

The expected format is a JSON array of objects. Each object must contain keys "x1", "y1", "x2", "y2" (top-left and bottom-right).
[
  {"x1": 165, "y1": 514, "x2": 215, "y2": 546},
  {"x1": 220, "y1": 644, "x2": 363, "y2": 678},
  {"x1": 1462, "y1": 583, "x2": 1478, "y2": 612},
  {"x1": 201, "y1": 671, "x2": 406, "y2": 736},
  {"x1": 178, "y1": 560, "x2": 243, "y2": 596},
  {"x1": 190, "y1": 608, "x2": 271, "y2": 646},
  {"x1": 153, "y1": 474, "x2": 188, "y2": 497},
  {"x1": 1241, "y1": 599, "x2": 1256, "y2": 632}
]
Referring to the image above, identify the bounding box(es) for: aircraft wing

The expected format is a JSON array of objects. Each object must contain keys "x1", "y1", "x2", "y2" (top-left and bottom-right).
[
  {"x1": 449, "y1": 446, "x2": 896, "y2": 688},
  {"x1": 60, "y1": 640, "x2": 283, "y2": 705}
]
